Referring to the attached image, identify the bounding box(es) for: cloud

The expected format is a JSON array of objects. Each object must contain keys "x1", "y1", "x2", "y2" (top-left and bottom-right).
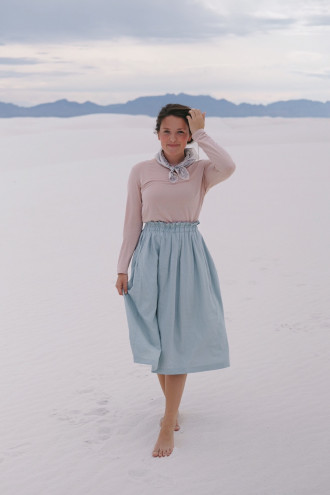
[
  {"x1": 0, "y1": 70, "x2": 28, "y2": 78},
  {"x1": 217, "y1": 14, "x2": 295, "y2": 36},
  {"x1": 306, "y1": 70, "x2": 330, "y2": 79},
  {"x1": 0, "y1": 57, "x2": 41, "y2": 65},
  {"x1": 0, "y1": 69, "x2": 78, "y2": 78},
  {"x1": 0, "y1": 0, "x2": 296, "y2": 42},
  {"x1": 304, "y1": 15, "x2": 330, "y2": 26}
]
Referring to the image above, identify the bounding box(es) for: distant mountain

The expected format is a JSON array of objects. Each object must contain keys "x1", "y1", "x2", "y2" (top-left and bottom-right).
[{"x1": 1, "y1": 93, "x2": 330, "y2": 118}]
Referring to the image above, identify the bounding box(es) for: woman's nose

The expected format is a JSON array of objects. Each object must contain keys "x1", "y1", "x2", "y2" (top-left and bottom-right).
[{"x1": 169, "y1": 134, "x2": 176, "y2": 142}]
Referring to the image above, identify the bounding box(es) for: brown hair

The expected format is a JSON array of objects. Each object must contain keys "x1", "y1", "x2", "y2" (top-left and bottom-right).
[{"x1": 155, "y1": 103, "x2": 193, "y2": 143}]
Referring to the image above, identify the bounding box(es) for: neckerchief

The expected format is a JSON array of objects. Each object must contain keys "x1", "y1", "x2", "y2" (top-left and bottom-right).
[{"x1": 155, "y1": 147, "x2": 198, "y2": 183}]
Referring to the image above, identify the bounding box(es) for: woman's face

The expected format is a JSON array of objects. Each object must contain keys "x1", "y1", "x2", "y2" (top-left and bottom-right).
[{"x1": 158, "y1": 115, "x2": 192, "y2": 165}]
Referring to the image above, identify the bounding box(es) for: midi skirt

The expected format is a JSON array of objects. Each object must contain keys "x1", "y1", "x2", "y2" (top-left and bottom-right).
[{"x1": 123, "y1": 221, "x2": 230, "y2": 375}]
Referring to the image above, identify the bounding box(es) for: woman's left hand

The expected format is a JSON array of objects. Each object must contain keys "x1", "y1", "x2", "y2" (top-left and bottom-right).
[{"x1": 187, "y1": 108, "x2": 206, "y2": 135}]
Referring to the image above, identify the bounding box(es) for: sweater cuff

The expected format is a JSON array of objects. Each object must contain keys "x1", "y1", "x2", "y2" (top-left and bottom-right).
[{"x1": 191, "y1": 128, "x2": 206, "y2": 141}]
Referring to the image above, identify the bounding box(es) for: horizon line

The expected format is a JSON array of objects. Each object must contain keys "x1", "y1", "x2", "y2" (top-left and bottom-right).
[{"x1": 1, "y1": 93, "x2": 330, "y2": 108}]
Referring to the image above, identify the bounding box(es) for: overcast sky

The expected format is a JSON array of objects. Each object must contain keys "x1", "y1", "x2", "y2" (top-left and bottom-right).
[{"x1": 0, "y1": 0, "x2": 329, "y2": 105}]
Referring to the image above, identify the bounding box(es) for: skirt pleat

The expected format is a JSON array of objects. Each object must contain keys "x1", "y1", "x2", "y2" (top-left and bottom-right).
[{"x1": 123, "y1": 221, "x2": 230, "y2": 374}]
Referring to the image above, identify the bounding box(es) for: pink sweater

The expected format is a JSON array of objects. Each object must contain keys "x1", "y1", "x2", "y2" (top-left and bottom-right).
[{"x1": 117, "y1": 128, "x2": 236, "y2": 274}]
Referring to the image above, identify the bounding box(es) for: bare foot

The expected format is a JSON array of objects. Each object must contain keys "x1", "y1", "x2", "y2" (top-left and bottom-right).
[
  {"x1": 159, "y1": 414, "x2": 180, "y2": 431},
  {"x1": 152, "y1": 423, "x2": 175, "y2": 457}
]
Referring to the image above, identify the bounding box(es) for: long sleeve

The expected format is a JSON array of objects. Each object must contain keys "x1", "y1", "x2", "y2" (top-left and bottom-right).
[
  {"x1": 192, "y1": 129, "x2": 236, "y2": 193},
  {"x1": 117, "y1": 165, "x2": 143, "y2": 274}
]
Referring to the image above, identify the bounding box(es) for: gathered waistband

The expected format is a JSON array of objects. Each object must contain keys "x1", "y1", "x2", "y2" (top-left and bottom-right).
[{"x1": 143, "y1": 221, "x2": 200, "y2": 232}]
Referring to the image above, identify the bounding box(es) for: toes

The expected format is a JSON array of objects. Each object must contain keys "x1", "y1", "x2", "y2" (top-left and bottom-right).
[{"x1": 152, "y1": 447, "x2": 173, "y2": 457}]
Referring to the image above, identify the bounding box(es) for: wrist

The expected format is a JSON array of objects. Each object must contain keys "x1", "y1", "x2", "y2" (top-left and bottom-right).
[{"x1": 191, "y1": 128, "x2": 205, "y2": 139}]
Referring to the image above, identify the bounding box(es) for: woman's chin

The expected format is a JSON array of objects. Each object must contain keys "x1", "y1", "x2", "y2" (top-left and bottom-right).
[{"x1": 164, "y1": 149, "x2": 184, "y2": 164}]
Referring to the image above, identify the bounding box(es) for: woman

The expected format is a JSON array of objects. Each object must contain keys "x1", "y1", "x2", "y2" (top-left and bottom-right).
[{"x1": 115, "y1": 104, "x2": 236, "y2": 458}]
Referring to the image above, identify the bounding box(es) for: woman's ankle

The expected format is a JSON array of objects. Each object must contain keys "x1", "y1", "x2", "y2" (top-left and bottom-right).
[{"x1": 162, "y1": 414, "x2": 178, "y2": 426}]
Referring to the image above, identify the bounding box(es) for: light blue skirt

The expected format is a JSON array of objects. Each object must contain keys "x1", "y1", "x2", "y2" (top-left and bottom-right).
[{"x1": 123, "y1": 221, "x2": 230, "y2": 375}]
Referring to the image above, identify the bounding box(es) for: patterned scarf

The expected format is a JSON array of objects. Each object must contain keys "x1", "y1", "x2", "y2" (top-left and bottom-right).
[{"x1": 155, "y1": 147, "x2": 198, "y2": 183}]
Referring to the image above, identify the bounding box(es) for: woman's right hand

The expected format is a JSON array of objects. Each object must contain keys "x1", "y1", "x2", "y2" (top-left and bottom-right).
[{"x1": 116, "y1": 273, "x2": 128, "y2": 295}]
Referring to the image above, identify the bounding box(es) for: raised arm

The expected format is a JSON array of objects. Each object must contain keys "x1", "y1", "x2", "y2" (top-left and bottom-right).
[
  {"x1": 193, "y1": 128, "x2": 236, "y2": 193},
  {"x1": 187, "y1": 108, "x2": 236, "y2": 193},
  {"x1": 117, "y1": 165, "x2": 143, "y2": 275}
]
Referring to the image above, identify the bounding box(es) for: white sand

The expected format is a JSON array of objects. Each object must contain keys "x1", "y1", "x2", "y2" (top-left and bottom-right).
[{"x1": 1, "y1": 115, "x2": 330, "y2": 494}]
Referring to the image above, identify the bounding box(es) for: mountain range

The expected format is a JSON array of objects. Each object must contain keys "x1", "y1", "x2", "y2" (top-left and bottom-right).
[{"x1": 1, "y1": 93, "x2": 329, "y2": 118}]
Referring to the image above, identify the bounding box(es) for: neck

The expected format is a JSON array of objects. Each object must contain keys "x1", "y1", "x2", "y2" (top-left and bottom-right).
[{"x1": 162, "y1": 150, "x2": 185, "y2": 166}]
